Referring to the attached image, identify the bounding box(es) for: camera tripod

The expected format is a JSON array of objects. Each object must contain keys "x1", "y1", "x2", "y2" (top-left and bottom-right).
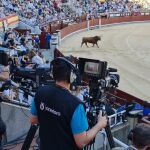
[
  {"x1": 84, "y1": 105, "x2": 116, "y2": 150},
  {"x1": 21, "y1": 124, "x2": 38, "y2": 150},
  {"x1": 21, "y1": 118, "x2": 115, "y2": 150}
]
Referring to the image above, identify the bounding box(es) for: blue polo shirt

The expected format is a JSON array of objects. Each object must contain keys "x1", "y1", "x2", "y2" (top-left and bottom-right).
[{"x1": 31, "y1": 100, "x2": 88, "y2": 134}]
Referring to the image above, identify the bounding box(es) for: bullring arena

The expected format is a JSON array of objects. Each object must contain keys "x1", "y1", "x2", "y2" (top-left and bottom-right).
[{"x1": 59, "y1": 22, "x2": 150, "y2": 101}]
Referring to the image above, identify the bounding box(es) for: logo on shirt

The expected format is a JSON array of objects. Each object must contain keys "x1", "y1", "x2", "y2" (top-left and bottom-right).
[
  {"x1": 40, "y1": 102, "x2": 45, "y2": 110},
  {"x1": 40, "y1": 102, "x2": 61, "y2": 117}
]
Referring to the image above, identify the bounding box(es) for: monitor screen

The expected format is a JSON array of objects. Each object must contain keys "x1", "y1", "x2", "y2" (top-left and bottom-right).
[
  {"x1": 78, "y1": 57, "x2": 107, "y2": 79},
  {"x1": 84, "y1": 62, "x2": 100, "y2": 75}
]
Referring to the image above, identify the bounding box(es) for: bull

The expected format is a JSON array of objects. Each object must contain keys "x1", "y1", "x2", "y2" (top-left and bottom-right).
[{"x1": 81, "y1": 36, "x2": 101, "y2": 48}]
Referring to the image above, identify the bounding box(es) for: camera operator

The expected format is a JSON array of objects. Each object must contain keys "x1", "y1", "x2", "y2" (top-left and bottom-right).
[
  {"x1": 128, "y1": 123, "x2": 150, "y2": 150},
  {"x1": 30, "y1": 57, "x2": 107, "y2": 150}
]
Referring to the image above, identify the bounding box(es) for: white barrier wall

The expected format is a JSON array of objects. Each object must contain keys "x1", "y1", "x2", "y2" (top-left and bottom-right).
[{"x1": 0, "y1": 102, "x2": 30, "y2": 142}]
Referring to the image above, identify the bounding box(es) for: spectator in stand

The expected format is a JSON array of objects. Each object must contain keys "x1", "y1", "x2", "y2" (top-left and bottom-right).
[
  {"x1": 75, "y1": 86, "x2": 84, "y2": 101},
  {"x1": 33, "y1": 35, "x2": 40, "y2": 50},
  {"x1": 19, "y1": 34, "x2": 26, "y2": 46},
  {"x1": 128, "y1": 123, "x2": 150, "y2": 150},
  {"x1": 43, "y1": 60, "x2": 50, "y2": 68},
  {"x1": 28, "y1": 50, "x2": 44, "y2": 67},
  {"x1": 4, "y1": 29, "x2": 10, "y2": 42},
  {"x1": 0, "y1": 65, "x2": 9, "y2": 89},
  {"x1": 26, "y1": 39, "x2": 34, "y2": 51},
  {"x1": 45, "y1": 32, "x2": 51, "y2": 49},
  {"x1": 25, "y1": 31, "x2": 32, "y2": 41},
  {"x1": 17, "y1": 51, "x2": 28, "y2": 66}
]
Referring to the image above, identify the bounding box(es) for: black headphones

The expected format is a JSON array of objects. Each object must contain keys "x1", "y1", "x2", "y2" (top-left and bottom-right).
[{"x1": 50, "y1": 57, "x2": 77, "y2": 83}]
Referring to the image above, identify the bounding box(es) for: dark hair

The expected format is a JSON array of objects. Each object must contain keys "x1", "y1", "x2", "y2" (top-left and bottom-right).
[
  {"x1": 8, "y1": 39, "x2": 15, "y2": 47},
  {"x1": 129, "y1": 123, "x2": 150, "y2": 149},
  {"x1": 52, "y1": 59, "x2": 71, "y2": 83}
]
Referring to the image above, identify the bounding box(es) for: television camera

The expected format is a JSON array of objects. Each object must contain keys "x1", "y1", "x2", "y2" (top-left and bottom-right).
[
  {"x1": 78, "y1": 58, "x2": 120, "y2": 149},
  {"x1": 78, "y1": 57, "x2": 120, "y2": 102},
  {"x1": 0, "y1": 50, "x2": 53, "y2": 91},
  {"x1": 11, "y1": 67, "x2": 53, "y2": 92},
  {"x1": 0, "y1": 50, "x2": 53, "y2": 104}
]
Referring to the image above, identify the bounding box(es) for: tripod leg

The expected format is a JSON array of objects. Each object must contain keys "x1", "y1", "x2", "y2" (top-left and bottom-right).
[
  {"x1": 21, "y1": 124, "x2": 38, "y2": 150},
  {"x1": 105, "y1": 124, "x2": 115, "y2": 149}
]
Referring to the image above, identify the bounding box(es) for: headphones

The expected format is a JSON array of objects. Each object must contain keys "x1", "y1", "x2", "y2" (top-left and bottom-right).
[{"x1": 50, "y1": 57, "x2": 77, "y2": 84}]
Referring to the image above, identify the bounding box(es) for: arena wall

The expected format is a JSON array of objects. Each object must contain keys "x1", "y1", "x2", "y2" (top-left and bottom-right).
[
  {"x1": 0, "y1": 102, "x2": 30, "y2": 142},
  {"x1": 61, "y1": 21, "x2": 87, "y2": 39},
  {"x1": 60, "y1": 13, "x2": 150, "y2": 40}
]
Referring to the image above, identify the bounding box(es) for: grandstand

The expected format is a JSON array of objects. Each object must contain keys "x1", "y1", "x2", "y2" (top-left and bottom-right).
[{"x1": 0, "y1": 0, "x2": 150, "y2": 28}]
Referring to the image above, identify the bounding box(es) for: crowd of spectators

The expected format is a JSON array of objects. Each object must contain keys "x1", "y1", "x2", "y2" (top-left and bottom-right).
[
  {"x1": 74, "y1": 0, "x2": 150, "y2": 19},
  {"x1": 131, "y1": 0, "x2": 150, "y2": 10},
  {"x1": 0, "y1": 3, "x2": 14, "y2": 18},
  {"x1": 1, "y1": 0, "x2": 75, "y2": 26},
  {"x1": 1, "y1": 28, "x2": 38, "y2": 51},
  {"x1": 0, "y1": 0, "x2": 150, "y2": 27},
  {"x1": 1, "y1": 28, "x2": 51, "y2": 69},
  {"x1": 0, "y1": 28, "x2": 52, "y2": 102}
]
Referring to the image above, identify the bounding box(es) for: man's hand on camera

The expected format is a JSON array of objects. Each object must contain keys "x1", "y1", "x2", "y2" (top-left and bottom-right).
[
  {"x1": 97, "y1": 111, "x2": 107, "y2": 129},
  {"x1": 73, "y1": 111, "x2": 108, "y2": 148}
]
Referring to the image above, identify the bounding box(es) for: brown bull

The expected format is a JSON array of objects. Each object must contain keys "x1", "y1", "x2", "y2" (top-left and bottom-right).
[{"x1": 81, "y1": 36, "x2": 101, "y2": 48}]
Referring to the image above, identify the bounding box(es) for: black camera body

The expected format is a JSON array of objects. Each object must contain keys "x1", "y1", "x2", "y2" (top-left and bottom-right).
[
  {"x1": 11, "y1": 67, "x2": 53, "y2": 92},
  {"x1": 78, "y1": 57, "x2": 120, "y2": 102}
]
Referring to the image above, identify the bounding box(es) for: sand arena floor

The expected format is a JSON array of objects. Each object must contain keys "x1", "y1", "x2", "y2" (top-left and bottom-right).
[{"x1": 59, "y1": 22, "x2": 150, "y2": 101}]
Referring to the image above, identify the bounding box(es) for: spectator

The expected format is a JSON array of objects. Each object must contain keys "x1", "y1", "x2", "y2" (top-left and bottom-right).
[
  {"x1": 0, "y1": 65, "x2": 9, "y2": 84},
  {"x1": 128, "y1": 123, "x2": 150, "y2": 150},
  {"x1": 26, "y1": 39, "x2": 34, "y2": 51},
  {"x1": 75, "y1": 86, "x2": 84, "y2": 101},
  {"x1": 28, "y1": 50, "x2": 44, "y2": 67},
  {"x1": 33, "y1": 35, "x2": 40, "y2": 49},
  {"x1": 45, "y1": 32, "x2": 51, "y2": 49}
]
